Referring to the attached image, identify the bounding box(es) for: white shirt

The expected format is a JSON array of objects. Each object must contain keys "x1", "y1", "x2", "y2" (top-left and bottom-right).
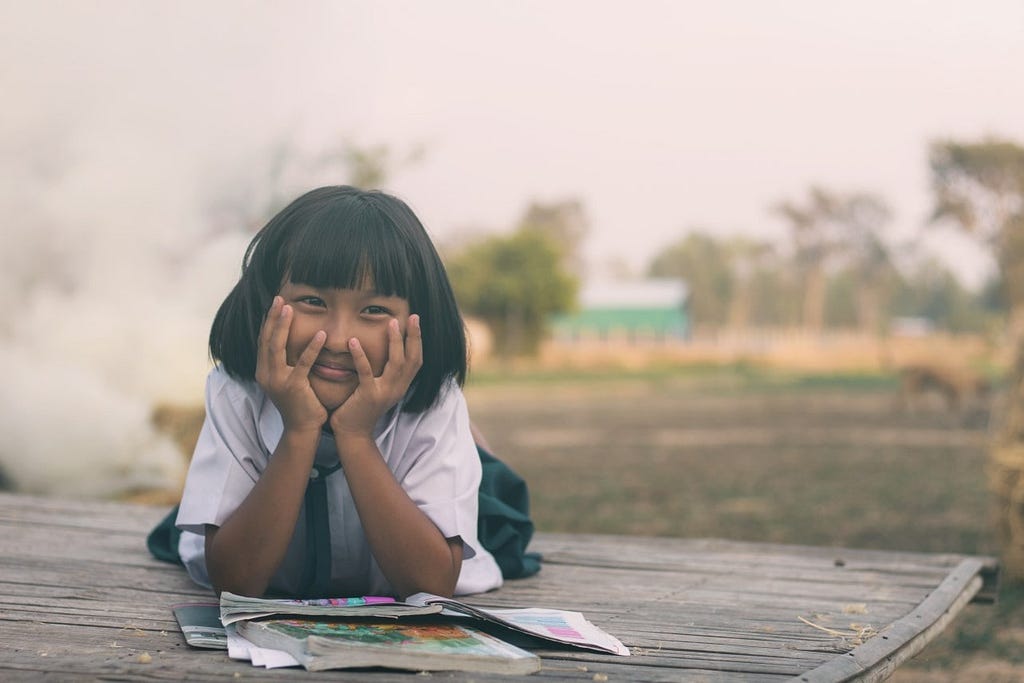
[{"x1": 176, "y1": 366, "x2": 503, "y2": 597}]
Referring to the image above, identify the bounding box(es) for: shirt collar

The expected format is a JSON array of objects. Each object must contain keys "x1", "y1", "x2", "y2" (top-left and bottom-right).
[{"x1": 256, "y1": 393, "x2": 404, "y2": 454}]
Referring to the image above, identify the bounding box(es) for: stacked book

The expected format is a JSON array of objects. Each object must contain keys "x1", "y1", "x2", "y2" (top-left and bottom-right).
[{"x1": 173, "y1": 591, "x2": 629, "y2": 675}]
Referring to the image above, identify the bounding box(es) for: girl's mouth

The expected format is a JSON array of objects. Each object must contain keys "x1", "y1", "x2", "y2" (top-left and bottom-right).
[{"x1": 311, "y1": 362, "x2": 355, "y2": 382}]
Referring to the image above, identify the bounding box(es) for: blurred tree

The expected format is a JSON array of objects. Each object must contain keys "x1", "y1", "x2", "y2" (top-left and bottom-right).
[
  {"x1": 978, "y1": 273, "x2": 1007, "y2": 316},
  {"x1": 202, "y1": 139, "x2": 423, "y2": 235},
  {"x1": 930, "y1": 138, "x2": 1024, "y2": 340},
  {"x1": 649, "y1": 232, "x2": 789, "y2": 333},
  {"x1": 887, "y1": 258, "x2": 991, "y2": 333},
  {"x1": 775, "y1": 187, "x2": 897, "y2": 336},
  {"x1": 773, "y1": 187, "x2": 846, "y2": 334},
  {"x1": 725, "y1": 238, "x2": 777, "y2": 333},
  {"x1": 930, "y1": 138, "x2": 1024, "y2": 580},
  {"x1": 316, "y1": 141, "x2": 426, "y2": 191},
  {"x1": 836, "y1": 193, "x2": 897, "y2": 336},
  {"x1": 648, "y1": 232, "x2": 734, "y2": 331},
  {"x1": 447, "y1": 224, "x2": 578, "y2": 357},
  {"x1": 516, "y1": 199, "x2": 589, "y2": 278},
  {"x1": 747, "y1": 266, "x2": 801, "y2": 328},
  {"x1": 823, "y1": 271, "x2": 859, "y2": 328}
]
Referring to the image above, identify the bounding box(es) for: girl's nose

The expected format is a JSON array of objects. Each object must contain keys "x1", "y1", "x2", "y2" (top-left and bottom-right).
[{"x1": 322, "y1": 315, "x2": 353, "y2": 352}]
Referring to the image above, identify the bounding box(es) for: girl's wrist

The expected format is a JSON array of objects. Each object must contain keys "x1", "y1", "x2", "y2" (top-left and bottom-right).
[
  {"x1": 279, "y1": 425, "x2": 323, "y2": 449},
  {"x1": 332, "y1": 430, "x2": 378, "y2": 457}
]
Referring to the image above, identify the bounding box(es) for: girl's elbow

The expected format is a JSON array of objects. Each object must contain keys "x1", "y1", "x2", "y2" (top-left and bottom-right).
[
  {"x1": 398, "y1": 552, "x2": 461, "y2": 598},
  {"x1": 211, "y1": 574, "x2": 269, "y2": 598},
  {"x1": 395, "y1": 573, "x2": 457, "y2": 600},
  {"x1": 422, "y1": 569, "x2": 460, "y2": 598},
  {"x1": 205, "y1": 528, "x2": 272, "y2": 597},
  {"x1": 207, "y1": 553, "x2": 271, "y2": 597}
]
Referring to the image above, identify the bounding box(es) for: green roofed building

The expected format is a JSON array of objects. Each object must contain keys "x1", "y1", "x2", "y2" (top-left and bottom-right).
[{"x1": 551, "y1": 278, "x2": 690, "y2": 343}]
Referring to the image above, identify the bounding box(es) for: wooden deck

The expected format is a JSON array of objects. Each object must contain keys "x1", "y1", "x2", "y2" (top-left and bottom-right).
[{"x1": 0, "y1": 492, "x2": 997, "y2": 682}]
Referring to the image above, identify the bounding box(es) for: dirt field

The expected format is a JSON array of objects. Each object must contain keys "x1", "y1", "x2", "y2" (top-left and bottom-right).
[{"x1": 463, "y1": 370, "x2": 1023, "y2": 681}]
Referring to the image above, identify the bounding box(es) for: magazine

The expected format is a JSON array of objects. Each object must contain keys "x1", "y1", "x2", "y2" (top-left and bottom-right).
[
  {"x1": 406, "y1": 593, "x2": 630, "y2": 656},
  {"x1": 174, "y1": 591, "x2": 627, "y2": 662},
  {"x1": 172, "y1": 602, "x2": 227, "y2": 649},
  {"x1": 219, "y1": 590, "x2": 442, "y2": 625},
  {"x1": 236, "y1": 617, "x2": 542, "y2": 674}
]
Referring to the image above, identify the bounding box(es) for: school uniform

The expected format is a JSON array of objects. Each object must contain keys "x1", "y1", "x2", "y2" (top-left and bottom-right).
[{"x1": 175, "y1": 366, "x2": 504, "y2": 597}]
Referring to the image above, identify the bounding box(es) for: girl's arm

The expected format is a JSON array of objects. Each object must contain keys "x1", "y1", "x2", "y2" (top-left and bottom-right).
[
  {"x1": 205, "y1": 297, "x2": 329, "y2": 597},
  {"x1": 329, "y1": 316, "x2": 461, "y2": 598},
  {"x1": 335, "y1": 433, "x2": 463, "y2": 598},
  {"x1": 204, "y1": 429, "x2": 320, "y2": 596}
]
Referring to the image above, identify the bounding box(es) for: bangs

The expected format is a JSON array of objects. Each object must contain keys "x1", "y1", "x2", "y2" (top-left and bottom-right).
[
  {"x1": 212, "y1": 185, "x2": 466, "y2": 412},
  {"x1": 284, "y1": 200, "x2": 417, "y2": 298}
]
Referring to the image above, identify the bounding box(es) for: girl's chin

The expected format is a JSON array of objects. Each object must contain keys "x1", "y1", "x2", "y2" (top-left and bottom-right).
[
  {"x1": 311, "y1": 386, "x2": 355, "y2": 414},
  {"x1": 318, "y1": 398, "x2": 349, "y2": 414}
]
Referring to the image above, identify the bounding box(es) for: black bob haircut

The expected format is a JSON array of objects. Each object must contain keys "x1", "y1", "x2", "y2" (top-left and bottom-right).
[{"x1": 209, "y1": 185, "x2": 467, "y2": 413}]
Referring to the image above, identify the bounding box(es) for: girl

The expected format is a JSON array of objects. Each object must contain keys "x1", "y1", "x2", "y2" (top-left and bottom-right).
[{"x1": 175, "y1": 185, "x2": 504, "y2": 599}]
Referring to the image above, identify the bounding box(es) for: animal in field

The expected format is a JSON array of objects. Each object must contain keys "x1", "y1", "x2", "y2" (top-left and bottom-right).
[{"x1": 895, "y1": 363, "x2": 991, "y2": 416}]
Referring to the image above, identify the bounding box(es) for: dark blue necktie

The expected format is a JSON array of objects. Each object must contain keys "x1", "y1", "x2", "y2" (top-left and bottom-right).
[{"x1": 300, "y1": 457, "x2": 341, "y2": 598}]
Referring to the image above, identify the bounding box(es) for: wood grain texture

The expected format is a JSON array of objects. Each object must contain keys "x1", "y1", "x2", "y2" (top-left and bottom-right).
[{"x1": 0, "y1": 492, "x2": 996, "y2": 682}]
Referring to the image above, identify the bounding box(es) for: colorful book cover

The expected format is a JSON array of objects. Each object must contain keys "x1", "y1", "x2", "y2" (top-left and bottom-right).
[{"x1": 237, "y1": 618, "x2": 542, "y2": 674}]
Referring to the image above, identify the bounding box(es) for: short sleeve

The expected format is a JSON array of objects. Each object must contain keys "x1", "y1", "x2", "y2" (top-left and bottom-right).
[
  {"x1": 175, "y1": 368, "x2": 267, "y2": 535},
  {"x1": 386, "y1": 384, "x2": 482, "y2": 558}
]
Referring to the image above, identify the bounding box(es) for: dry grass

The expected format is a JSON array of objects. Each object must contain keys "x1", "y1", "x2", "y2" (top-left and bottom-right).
[{"x1": 464, "y1": 372, "x2": 997, "y2": 554}]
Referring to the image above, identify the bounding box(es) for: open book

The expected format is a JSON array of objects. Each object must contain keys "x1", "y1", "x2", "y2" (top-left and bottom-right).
[
  {"x1": 236, "y1": 617, "x2": 542, "y2": 675},
  {"x1": 406, "y1": 592, "x2": 630, "y2": 656},
  {"x1": 219, "y1": 590, "x2": 442, "y2": 625},
  {"x1": 174, "y1": 591, "x2": 627, "y2": 661}
]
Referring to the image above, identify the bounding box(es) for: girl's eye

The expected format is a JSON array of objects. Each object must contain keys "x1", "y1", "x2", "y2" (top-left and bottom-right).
[
  {"x1": 298, "y1": 296, "x2": 326, "y2": 307},
  {"x1": 363, "y1": 305, "x2": 391, "y2": 316}
]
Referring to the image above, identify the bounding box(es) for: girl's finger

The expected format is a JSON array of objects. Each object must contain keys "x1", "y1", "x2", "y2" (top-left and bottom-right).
[
  {"x1": 255, "y1": 297, "x2": 284, "y2": 383},
  {"x1": 349, "y1": 337, "x2": 375, "y2": 383},
  {"x1": 386, "y1": 318, "x2": 405, "y2": 371},
  {"x1": 265, "y1": 302, "x2": 292, "y2": 368},
  {"x1": 293, "y1": 330, "x2": 326, "y2": 377},
  {"x1": 258, "y1": 296, "x2": 283, "y2": 348},
  {"x1": 404, "y1": 314, "x2": 424, "y2": 374}
]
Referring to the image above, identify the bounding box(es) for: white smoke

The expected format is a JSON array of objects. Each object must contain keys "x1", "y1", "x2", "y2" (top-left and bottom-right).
[
  {"x1": 0, "y1": 2, "x2": 306, "y2": 497},
  {"x1": 0, "y1": 347, "x2": 185, "y2": 498},
  {"x1": 0, "y1": 123, "x2": 254, "y2": 497}
]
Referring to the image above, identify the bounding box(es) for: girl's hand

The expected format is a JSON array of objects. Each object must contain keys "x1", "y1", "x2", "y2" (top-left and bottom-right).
[
  {"x1": 255, "y1": 296, "x2": 328, "y2": 434},
  {"x1": 329, "y1": 314, "x2": 423, "y2": 439}
]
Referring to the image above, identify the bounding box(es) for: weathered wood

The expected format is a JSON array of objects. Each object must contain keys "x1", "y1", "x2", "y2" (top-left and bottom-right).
[
  {"x1": 796, "y1": 560, "x2": 987, "y2": 682},
  {"x1": 0, "y1": 492, "x2": 996, "y2": 682}
]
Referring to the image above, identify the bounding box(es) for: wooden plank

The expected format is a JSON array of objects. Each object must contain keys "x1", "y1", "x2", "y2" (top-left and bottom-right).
[
  {"x1": 796, "y1": 559, "x2": 987, "y2": 682},
  {"x1": 0, "y1": 493, "x2": 996, "y2": 681}
]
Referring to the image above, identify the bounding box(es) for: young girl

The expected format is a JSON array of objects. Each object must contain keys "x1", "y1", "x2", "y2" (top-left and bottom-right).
[{"x1": 174, "y1": 185, "x2": 504, "y2": 599}]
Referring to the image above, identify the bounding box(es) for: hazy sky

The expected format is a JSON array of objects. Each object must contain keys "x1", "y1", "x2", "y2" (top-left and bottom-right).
[
  {"x1": 5, "y1": 0, "x2": 1024, "y2": 289},
  {"x1": 2, "y1": 0, "x2": 1023, "y2": 495}
]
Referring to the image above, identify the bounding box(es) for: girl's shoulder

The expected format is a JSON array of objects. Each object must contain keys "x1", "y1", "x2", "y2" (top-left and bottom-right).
[
  {"x1": 203, "y1": 365, "x2": 281, "y2": 452},
  {"x1": 205, "y1": 365, "x2": 266, "y2": 413},
  {"x1": 436, "y1": 378, "x2": 466, "y2": 410},
  {"x1": 393, "y1": 378, "x2": 467, "y2": 431}
]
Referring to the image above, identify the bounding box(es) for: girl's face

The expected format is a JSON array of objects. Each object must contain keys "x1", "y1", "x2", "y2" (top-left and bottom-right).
[{"x1": 278, "y1": 279, "x2": 411, "y2": 411}]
